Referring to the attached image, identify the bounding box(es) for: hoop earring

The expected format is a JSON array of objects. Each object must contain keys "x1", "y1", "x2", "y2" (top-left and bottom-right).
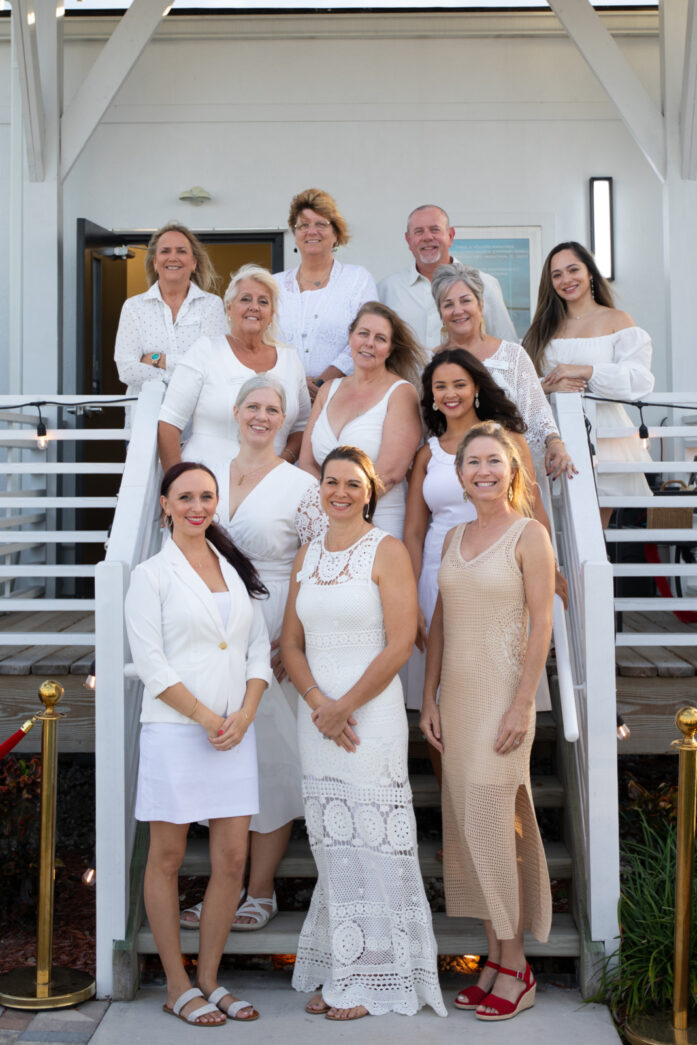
[
  {"x1": 474, "y1": 393, "x2": 480, "y2": 411},
  {"x1": 462, "y1": 489, "x2": 469, "y2": 503},
  {"x1": 432, "y1": 400, "x2": 439, "y2": 411}
]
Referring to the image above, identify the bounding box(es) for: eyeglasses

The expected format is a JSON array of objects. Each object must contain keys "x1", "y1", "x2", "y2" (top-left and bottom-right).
[{"x1": 294, "y1": 221, "x2": 332, "y2": 233}]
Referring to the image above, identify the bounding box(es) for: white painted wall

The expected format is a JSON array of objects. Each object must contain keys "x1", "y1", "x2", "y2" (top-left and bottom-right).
[{"x1": 0, "y1": 10, "x2": 692, "y2": 397}]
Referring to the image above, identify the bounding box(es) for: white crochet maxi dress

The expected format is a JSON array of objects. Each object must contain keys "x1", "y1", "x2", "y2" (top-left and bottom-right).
[{"x1": 291, "y1": 528, "x2": 446, "y2": 1017}]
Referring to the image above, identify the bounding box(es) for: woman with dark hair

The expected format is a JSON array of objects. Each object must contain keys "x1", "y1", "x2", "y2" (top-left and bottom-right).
[
  {"x1": 115, "y1": 223, "x2": 226, "y2": 406},
  {"x1": 275, "y1": 188, "x2": 378, "y2": 398},
  {"x1": 281, "y1": 446, "x2": 446, "y2": 1022},
  {"x1": 124, "y1": 461, "x2": 271, "y2": 1026},
  {"x1": 299, "y1": 302, "x2": 425, "y2": 539},
  {"x1": 524, "y1": 241, "x2": 654, "y2": 526},
  {"x1": 404, "y1": 349, "x2": 559, "y2": 713}
]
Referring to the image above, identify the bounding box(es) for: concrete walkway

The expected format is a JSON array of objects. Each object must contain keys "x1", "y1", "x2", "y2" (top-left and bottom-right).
[{"x1": 1, "y1": 971, "x2": 621, "y2": 1044}]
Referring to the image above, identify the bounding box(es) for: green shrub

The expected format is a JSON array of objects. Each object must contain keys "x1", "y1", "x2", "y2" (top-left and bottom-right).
[{"x1": 600, "y1": 812, "x2": 697, "y2": 1019}]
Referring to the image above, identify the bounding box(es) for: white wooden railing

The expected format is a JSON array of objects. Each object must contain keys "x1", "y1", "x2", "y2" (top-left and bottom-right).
[
  {"x1": 94, "y1": 381, "x2": 164, "y2": 998},
  {"x1": 549, "y1": 392, "x2": 620, "y2": 961},
  {"x1": 0, "y1": 395, "x2": 130, "y2": 638}
]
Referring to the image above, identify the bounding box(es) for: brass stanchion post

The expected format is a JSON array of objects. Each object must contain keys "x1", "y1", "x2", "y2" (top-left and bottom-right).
[
  {"x1": 625, "y1": 706, "x2": 697, "y2": 1045},
  {"x1": 0, "y1": 681, "x2": 95, "y2": 1010}
]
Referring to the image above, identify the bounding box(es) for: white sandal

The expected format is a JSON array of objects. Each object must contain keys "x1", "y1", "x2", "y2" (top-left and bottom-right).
[
  {"x1": 206, "y1": 986, "x2": 259, "y2": 1022},
  {"x1": 229, "y1": 892, "x2": 278, "y2": 931},
  {"x1": 180, "y1": 888, "x2": 245, "y2": 930},
  {"x1": 163, "y1": 987, "x2": 224, "y2": 1027}
]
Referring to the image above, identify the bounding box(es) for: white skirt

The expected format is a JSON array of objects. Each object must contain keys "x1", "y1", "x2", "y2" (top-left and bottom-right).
[{"x1": 136, "y1": 722, "x2": 259, "y2": 824}]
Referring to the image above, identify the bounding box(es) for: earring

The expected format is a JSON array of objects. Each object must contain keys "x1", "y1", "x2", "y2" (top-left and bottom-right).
[
  {"x1": 590, "y1": 275, "x2": 595, "y2": 297},
  {"x1": 480, "y1": 317, "x2": 487, "y2": 339},
  {"x1": 164, "y1": 514, "x2": 172, "y2": 529},
  {"x1": 293, "y1": 246, "x2": 298, "y2": 254},
  {"x1": 508, "y1": 484, "x2": 514, "y2": 503},
  {"x1": 363, "y1": 504, "x2": 371, "y2": 520},
  {"x1": 213, "y1": 513, "x2": 220, "y2": 524},
  {"x1": 474, "y1": 393, "x2": 480, "y2": 411},
  {"x1": 432, "y1": 400, "x2": 439, "y2": 411},
  {"x1": 332, "y1": 243, "x2": 339, "y2": 254},
  {"x1": 462, "y1": 489, "x2": 469, "y2": 503}
]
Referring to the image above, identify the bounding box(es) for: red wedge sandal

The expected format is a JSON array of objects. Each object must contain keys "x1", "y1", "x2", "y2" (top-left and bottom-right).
[
  {"x1": 453, "y1": 961, "x2": 500, "y2": 1010},
  {"x1": 475, "y1": 961, "x2": 536, "y2": 1021}
]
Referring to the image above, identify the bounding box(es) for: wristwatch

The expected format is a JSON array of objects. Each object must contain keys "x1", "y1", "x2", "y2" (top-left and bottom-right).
[{"x1": 151, "y1": 353, "x2": 162, "y2": 368}]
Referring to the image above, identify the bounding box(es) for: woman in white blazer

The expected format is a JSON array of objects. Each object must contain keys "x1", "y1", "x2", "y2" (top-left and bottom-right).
[{"x1": 125, "y1": 461, "x2": 271, "y2": 1027}]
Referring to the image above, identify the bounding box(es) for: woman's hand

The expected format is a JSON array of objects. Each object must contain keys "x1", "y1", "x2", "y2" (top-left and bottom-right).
[
  {"x1": 209, "y1": 709, "x2": 250, "y2": 750},
  {"x1": 554, "y1": 567, "x2": 569, "y2": 609},
  {"x1": 542, "y1": 363, "x2": 592, "y2": 385},
  {"x1": 270, "y1": 639, "x2": 287, "y2": 683},
  {"x1": 494, "y1": 702, "x2": 531, "y2": 755},
  {"x1": 544, "y1": 438, "x2": 577, "y2": 481},
  {"x1": 414, "y1": 606, "x2": 428, "y2": 653},
  {"x1": 141, "y1": 352, "x2": 166, "y2": 369},
  {"x1": 541, "y1": 375, "x2": 587, "y2": 394},
  {"x1": 420, "y1": 702, "x2": 443, "y2": 754},
  {"x1": 311, "y1": 697, "x2": 359, "y2": 752}
]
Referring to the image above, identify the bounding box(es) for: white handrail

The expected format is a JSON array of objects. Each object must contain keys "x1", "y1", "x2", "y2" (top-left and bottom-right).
[
  {"x1": 94, "y1": 382, "x2": 164, "y2": 998},
  {"x1": 537, "y1": 471, "x2": 579, "y2": 743},
  {"x1": 550, "y1": 392, "x2": 619, "y2": 955}
]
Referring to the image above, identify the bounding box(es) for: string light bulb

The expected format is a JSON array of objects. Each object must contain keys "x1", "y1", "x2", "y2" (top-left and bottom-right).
[
  {"x1": 637, "y1": 403, "x2": 650, "y2": 450},
  {"x1": 617, "y1": 714, "x2": 631, "y2": 741},
  {"x1": 84, "y1": 659, "x2": 96, "y2": 692},
  {"x1": 35, "y1": 405, "x2": 48, "y2": 450}
]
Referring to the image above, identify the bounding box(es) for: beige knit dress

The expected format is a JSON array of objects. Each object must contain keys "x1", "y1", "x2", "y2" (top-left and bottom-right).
[{"x1": 438, "y1": 517, "x2": 552, "y2": 943}]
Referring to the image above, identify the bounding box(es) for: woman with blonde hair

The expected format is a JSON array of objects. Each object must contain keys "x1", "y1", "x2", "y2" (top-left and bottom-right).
[
  {"x1": 275, "y1": 188, "x2": 378, "y2": 398},
  {"x1": 115, "y1": 222, "x2": 226, "y2": 403},
  {"x1": 422, "y1": 421, "x2": 554, "y2": 1022},
  {"x1": 158, "y1": 263, "x2": 310, "y2": 478}
]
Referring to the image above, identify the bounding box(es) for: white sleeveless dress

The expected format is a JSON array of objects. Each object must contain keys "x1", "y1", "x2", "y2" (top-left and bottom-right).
[
  {"x1": 291, "y1": 528, "x2": 446, "y2": 1017},
  {"x1": 213, "y1": 460, "x2": 318, "y2": 834},
  {"x1": 310, "y1": 378, "x2": 410, "y2": 539}
]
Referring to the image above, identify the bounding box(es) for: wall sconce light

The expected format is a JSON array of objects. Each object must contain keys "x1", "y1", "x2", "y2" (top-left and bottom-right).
[
  {"x1": 179, "y1": 186, "x2": 212, "y2": 206},
  {"x1": 589, "y1": 176, "x2": 614, "y2": 281}
]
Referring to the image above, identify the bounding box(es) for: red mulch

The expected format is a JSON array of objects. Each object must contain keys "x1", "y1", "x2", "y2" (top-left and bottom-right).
[{"x1": 0, "y1": 851, "x2": 95, "y2": 977}]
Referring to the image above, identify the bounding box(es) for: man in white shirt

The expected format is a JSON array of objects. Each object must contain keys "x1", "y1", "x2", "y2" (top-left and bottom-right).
[{"x1": 378, "y1": 204, "x2": 518, "y2": 350}]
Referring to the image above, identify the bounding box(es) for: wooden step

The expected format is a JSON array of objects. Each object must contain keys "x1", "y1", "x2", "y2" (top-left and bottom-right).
[
  {"x1": 136, "y1": 911, "x2": 580, "y2": 957},
  {"x1": 411, "y1": 773, "x2": 564, "y2": 809},
  {"x1": 181, "y1": 836, "x2": 573, "y2": 881}
]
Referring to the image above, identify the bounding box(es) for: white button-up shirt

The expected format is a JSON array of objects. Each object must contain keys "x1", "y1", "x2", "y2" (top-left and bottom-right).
[
  {"x1": 114, "y1": 281, "x2": 227, "y2": 397},
  {"x1": 378, "y1": 259, "x2": 517, "y2": 350}
]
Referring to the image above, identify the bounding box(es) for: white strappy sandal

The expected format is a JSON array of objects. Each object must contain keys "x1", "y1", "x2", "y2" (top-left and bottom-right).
[
  {"x1": 229, "y1": 892, "x2": 278, "y2": 931},
  {"x1": 180, "y1": 888, "x2": 245, "y2": 930}
]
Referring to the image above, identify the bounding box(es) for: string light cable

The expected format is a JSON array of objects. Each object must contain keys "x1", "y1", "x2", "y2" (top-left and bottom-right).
[{"x1": 0, "y1": 397, "x2": 137, "y2": 449}]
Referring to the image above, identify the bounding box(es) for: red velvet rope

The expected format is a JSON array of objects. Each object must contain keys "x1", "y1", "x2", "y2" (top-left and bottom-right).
[{"x1": 0, "y1": 718, "x2": 37, "y2": 759}]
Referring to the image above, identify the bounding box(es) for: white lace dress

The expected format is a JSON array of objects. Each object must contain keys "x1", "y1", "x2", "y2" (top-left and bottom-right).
[{"x1": 291, "y1": 528, "x2": 446, "y2": 1017}]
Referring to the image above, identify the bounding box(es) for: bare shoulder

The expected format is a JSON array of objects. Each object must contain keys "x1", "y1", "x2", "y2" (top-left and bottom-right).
[
  {"x1": 388, "y1": 379, "x2": 419, "y2": 406},
  {"x1": 412, "y1": 442, "x2": 432, "y2": 471},
  {"x1": 608, "y1": 308, "x2": 635, "y2": 333},
  {"x1": 375, "y1": 532, "x2": 411, "y2": 569},
  {"x1": 518, "y1": 518, "x2": 553, "y2": 555},
  {"x1": 441, "y1": 524, "x2": 459, "y2": 558}
]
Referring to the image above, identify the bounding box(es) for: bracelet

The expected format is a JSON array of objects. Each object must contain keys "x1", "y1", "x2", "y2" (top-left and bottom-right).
[
  {"x1": 545, "y1": 435, "x2": 563, "y2": 448},
  {"x1": 188, "y1": 697, "x2": 198, "y2": 718},
  {"x1": 283, "y1": 448, "x2": 298, "y2": 464},
  {"x1": 302, "y1": 683, "x2": 319, "y2": 700}
]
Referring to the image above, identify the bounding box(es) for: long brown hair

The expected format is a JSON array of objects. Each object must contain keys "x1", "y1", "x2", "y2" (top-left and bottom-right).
[
  {"x1": 523, "y1": 241, "x2": 614, "y2": 374},
  {"x1": 349, "y1": 302, "x2": 426, "y2": 387},
  {"x1": 320, "y1": 446, "x2": 384, "y2": 522},
  {"x1": 161, "y1": 462, "x2": 268, "y2": 597}
]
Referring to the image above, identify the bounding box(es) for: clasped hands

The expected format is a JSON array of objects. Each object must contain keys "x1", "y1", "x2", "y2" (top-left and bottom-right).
[
  {"x1": 541, "y1": 363, "x2": 591, "y2": 395},
  {"x1": 206, "y1": 709, "x2": 249, "y2": 751},
  {"x1": 309, "y1": 692, "x2": 360, "y2": 753}
]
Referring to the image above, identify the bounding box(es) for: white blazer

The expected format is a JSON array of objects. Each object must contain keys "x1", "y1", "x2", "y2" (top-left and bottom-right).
[{"x1": 125, "y1": 538, "x2": 272, "y2": 725}]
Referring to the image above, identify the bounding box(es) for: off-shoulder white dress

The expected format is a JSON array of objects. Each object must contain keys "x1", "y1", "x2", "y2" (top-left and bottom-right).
[{"x1": 542, "y1": 326, "x2": 654, "y2": 496}]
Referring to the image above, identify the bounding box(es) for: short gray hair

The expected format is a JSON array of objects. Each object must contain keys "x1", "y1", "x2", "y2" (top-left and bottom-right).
[
  {"x1": 431, "y1": 261, "x2": 484, "y2": 316},
  {"x1": 234, "y1": 374, "x2": 287, "y2": 414},
  {"x1": 406, "y1": 204, "x2": 450, "y2": 234},
  {"x1": 223, "y1": 264, "x2": 280, "y2": 346}
]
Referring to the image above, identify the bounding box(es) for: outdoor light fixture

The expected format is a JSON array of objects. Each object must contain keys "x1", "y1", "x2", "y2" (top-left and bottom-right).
[
  {"x1": 35, "y1": 405, "x2": 48, "y2": 450},
  {"x1": 84, "y1": 659, "x2": 96, "y2": 692},
  {"x1": 179, "y1": 186, "x2": 212, "y2": 206},
  {"x1": 589, "y1": 177, "x2": 614, "y2": 281}
]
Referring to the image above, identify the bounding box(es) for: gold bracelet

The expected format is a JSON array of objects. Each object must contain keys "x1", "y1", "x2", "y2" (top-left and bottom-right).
[{"x1": 189, "y1": 697, "x2": 198, "y2": 718}]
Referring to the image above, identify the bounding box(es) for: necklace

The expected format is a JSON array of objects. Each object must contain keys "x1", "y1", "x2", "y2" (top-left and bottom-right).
[
  {"x1": 568, "y1": 306, "x2": 600, "y2": 321},
  {"x1": 230, "y1": 459, "x2": 277, "y2": 487},
  {"x1": 298, "y1": 260, "x2": 333, "y2": 290}
]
